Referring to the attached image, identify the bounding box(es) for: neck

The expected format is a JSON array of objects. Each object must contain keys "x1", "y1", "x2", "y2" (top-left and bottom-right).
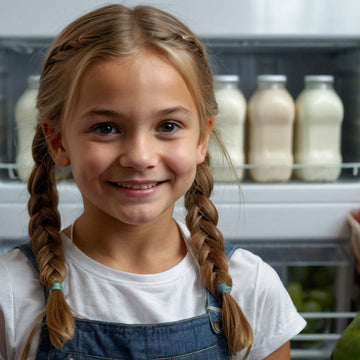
[{"x1": 65, "y1": 213, "x2": 187, "y2": 274}]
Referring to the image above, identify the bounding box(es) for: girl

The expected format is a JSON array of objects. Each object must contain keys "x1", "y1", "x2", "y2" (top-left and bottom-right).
[{"x1": 0, "y1": 4, "x2": 306, "y2": 360}]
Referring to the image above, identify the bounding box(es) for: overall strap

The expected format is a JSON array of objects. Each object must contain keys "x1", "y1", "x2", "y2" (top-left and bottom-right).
[
  {"x1": 224, "y1": 241, "x2": 238, "y2": 259},
  {"x1": 207, "y1": 241, "x2": 239, "y2": 334},
  {"x1": 17, "y1": 243, "x2": 40, "y2": 275}
]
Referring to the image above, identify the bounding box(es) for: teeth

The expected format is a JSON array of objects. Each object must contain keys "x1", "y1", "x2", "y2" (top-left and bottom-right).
[{"x1": 117, "y1": 182, "x2": 157, "y2": 190}]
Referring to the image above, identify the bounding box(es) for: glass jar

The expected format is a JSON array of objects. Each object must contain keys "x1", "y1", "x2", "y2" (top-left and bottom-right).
[
  {"x1": 15, "y1": 75, "x2": 40, "y2": 181},
  {"x1": 294, "y1": 75, "x2": 343, "y2": 182},
  {"x1": 248, "y1": 75, "x2": 295, "y2": 183},
  {"x1": 208, "y1": 75, "x2": 246, "y2": 182}
]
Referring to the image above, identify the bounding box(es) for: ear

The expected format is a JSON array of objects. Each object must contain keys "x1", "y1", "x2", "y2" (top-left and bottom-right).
[
  {"x1": 196, "y1": 117, "x2": 214, "y2": 164},
  {"x1": 41, "y1": 122, "x2": 70, "y2": 167}
]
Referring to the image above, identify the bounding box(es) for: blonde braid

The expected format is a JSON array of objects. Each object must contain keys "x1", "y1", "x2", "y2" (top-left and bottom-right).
[
  {"x1": 25, "y1": 125, "x2": 74, "y2": 350},
  {"x1": 185, "y1": 154, "x2": 253, "y2": 357}
]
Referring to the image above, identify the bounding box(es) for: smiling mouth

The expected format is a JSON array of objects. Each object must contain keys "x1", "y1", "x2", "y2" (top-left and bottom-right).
[{"x1": 112, "y1": 182, "x2": 162, "y2": 190}]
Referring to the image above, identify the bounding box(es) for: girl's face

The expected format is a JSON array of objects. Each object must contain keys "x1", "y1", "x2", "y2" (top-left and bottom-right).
[{"x1": 46, "y1": 52, "x2": 212, "y2": 226}]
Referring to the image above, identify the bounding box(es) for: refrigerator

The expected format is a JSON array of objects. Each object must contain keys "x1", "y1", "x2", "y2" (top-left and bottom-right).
[{"x1": 0, "y1": 1, "x2": 359, "y2": 358}]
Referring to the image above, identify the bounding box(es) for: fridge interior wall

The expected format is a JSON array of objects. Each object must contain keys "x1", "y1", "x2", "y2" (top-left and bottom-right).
[
  {"x1": 2, "y1": 38, "x2": 360, "y2": 167},
  {"x1": 0, "y1": 37, "x2": 359, "y2": 359}
]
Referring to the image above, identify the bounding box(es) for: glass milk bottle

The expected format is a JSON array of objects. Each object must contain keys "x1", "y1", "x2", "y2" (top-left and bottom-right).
[
  {"x1": 15, "y1": 75, "x2": 40, "y2": 181},
  {"x1": 248, "y1": 75, "x2": 295, "y2": 182},
  {"x1": 208, "y1": 75, "x2": 246, "y2": 182},
  {"x1": 294, "y1": 75, "x2": 344, "y2": 182}
]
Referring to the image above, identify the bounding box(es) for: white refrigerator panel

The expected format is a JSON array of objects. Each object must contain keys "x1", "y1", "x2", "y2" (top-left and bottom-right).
[
  {"x1": 1, "y1": 181, "x2": 358, "y2": 240},
  {"x1": 1, "y1": 0, "x2": 360, "y2": 38}
]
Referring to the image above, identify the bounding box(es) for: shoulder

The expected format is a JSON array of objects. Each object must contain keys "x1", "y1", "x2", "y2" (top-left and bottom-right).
[
  {"x1": 228, "y1": 246, "x2": 283, "y2": 303},
  {"x1": 228, "y1": 246, "x2": 306, "y2": 359},
  {"x1": 228, "y1": 246, "x2": 278, "y2": 288},
  {"x1": 0, "y1": 245, "x2": 40, "y2": 281},
  {"x1": 0, "y1": 246, "x2": 45, "y2": 359},
  {"x1": 0, "y1": 245, "x2": 44, "y2": 313},
  {"x1": 0, "y1": 246, "x2": 39, "y2": 290}
]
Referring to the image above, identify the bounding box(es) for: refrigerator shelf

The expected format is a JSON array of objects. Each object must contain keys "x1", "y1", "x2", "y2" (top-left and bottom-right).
[
  {"x1": 2, "y1": 161, "x2": 360, "y2": 170},
  {"x1": 291, "y1": 311, "x2": 357, "y2": 360},
  {"x1": 1, "y1": 180, "x2": 360, "y2": 240},
  {"x1": 2, "y1": 162, "x2": 360, "y2": 180}
]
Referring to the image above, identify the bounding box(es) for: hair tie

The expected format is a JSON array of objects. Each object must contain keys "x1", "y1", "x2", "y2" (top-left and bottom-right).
[
  {"x1": 217, "y1": 283, "x2": 232, "y2": 295},
  {"x1": 48, "y1": 281, "x2": 63, "y2": 294}
]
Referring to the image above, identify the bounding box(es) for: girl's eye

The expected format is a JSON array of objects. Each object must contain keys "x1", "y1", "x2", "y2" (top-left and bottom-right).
[
  {"x1": 92, "y1": 123, "x2": 117, "y2": 135},
  {"x1": 157, "y1": 121, "x2": 179, "y2": 133}
]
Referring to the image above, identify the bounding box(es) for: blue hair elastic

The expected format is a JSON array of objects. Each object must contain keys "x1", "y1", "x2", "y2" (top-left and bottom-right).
[
  {"x1": 48, "y1": 281, "x2": 63, "y2": 294},
  {"x1": 217, "y1": 283, "x2": 232, "y2": 295}
]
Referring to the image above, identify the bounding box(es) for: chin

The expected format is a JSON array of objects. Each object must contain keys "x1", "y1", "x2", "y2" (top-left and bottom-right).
[{"x1": 112, "y1": 212, "x2": 163, "y2": 226}]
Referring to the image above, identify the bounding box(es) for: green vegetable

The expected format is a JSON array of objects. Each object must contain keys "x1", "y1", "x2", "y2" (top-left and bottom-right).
[
  {"x1": 307, "y1": 288, "x2": 334, "y2": 310},
  {"x1": 288, "y1": 267, "x2": 311, "y2": 284},
  {"x1": 332, "y1": 313, "x2": 360, "y2": 359},
  {"x1": 312, "y1": 267, "x2": 334, "y2": 287},
  {"x1": 287, "y1": 266, "x2": 336, "y2": 350},
  {"x1": 288, "y1": 266, "x2": 335, "y2": 288},
  {"x1": 300, "y1": 299, "x2": 325, "y2": 334},
  {"x1": 287, "y1": 282, "x2": 303, "y2": 310}
]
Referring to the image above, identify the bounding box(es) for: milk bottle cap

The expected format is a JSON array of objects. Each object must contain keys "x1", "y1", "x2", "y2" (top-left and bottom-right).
[
  {"x1": 305, "y1": 75, "x2": 334, "y2": 83},
  {"x1": 257, "y1": 74, "x2": 287, "y2": 83},
  {"x1": 214, "y1": 75, "x2": 240, "y2": 83},
  {"x1": 27, "y1": 75, "x2": 40, "y2": 87}
]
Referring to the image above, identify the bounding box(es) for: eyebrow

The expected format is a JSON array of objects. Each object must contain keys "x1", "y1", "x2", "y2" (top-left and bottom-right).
[
  {"x1": 155, "y1": 106, "x2": 192, "y2": 117},
  {"x1": 81, "y1": 109, "x2": 120, "y2": 120},
  {"x1": 83, "y1": 106, "x2": 192, "y2": 119}
]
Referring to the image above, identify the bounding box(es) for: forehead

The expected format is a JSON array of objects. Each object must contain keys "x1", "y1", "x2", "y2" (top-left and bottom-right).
[
  {"x1": 81, "y1": 53, "x2": 185, "y2": 90},
  {"x1": 71, "y1": 53, "x2": 199, "y2": 119}
]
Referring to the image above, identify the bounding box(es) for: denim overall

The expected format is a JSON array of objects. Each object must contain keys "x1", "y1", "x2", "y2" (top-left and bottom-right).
[{"x1": 19, "y1": 242, "x2": 237, "y2": 360}]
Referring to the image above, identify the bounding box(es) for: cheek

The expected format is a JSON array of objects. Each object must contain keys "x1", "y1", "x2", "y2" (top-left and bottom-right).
[
  {"x1": 70, "y1": 145, "x2": 112, "y2": 180},
  {"x1": 166, "y1": 148, "x2": 198, "y2": 178}
]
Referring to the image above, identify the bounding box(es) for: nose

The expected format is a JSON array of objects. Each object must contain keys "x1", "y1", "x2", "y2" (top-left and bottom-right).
[{"x1": 118, "y1": 133, "x2": 159, "y2": 171}]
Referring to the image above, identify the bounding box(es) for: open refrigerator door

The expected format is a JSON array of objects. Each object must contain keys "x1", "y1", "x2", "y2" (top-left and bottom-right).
[{"x1": 0, "y1": 1, "x2": 360, "y2": 358}]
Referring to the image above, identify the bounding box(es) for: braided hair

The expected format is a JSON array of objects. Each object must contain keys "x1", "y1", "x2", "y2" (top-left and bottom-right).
[
  {"x1": 185, "y1": 154, "x2": 253, "y2": 356},
  {"x1": 23, "y1": 4, "x2": 253, "y2": 357},
  {"x1": 26, "y1": 125, "x2": 73, "y2": 349}
]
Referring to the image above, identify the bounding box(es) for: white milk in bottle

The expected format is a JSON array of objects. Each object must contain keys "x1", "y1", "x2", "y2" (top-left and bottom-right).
[
  {"x1": 294, "y1": 75, "x2": 343, "y2": 182},
  {"x1": 209, "y1": 75, "x2": 246, "y2": 182},
  {"x1": 15, "y1": 75, "x2": 40, "y2": 181},
  {"x1": 248, "y1": 75, "x2": 295, "y2": 182}
]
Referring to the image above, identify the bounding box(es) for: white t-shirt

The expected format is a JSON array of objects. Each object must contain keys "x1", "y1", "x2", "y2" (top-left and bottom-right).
[{"x1": 0, "y1": 222, "x2": 306, "y2": 360}]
